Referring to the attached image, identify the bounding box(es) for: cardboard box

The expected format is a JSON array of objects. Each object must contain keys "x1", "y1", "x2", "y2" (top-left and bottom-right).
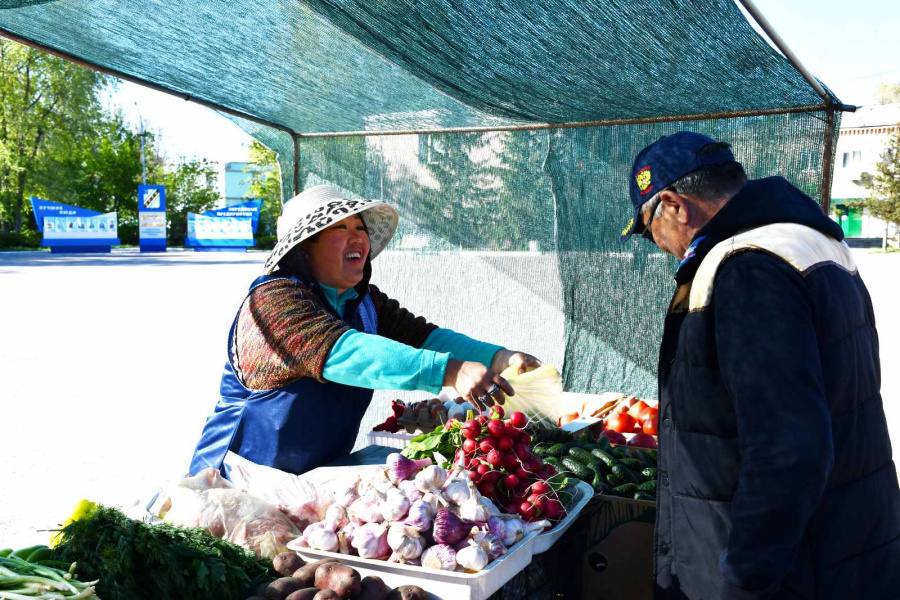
[{"x1": 580, "y1": 495, "x2": 656, "y2": 600}]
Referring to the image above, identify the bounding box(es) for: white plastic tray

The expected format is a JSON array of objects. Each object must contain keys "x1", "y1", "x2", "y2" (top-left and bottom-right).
[
  {"x1": 365, "y1": 431, "x2": 417, "y2": 449},
  {"x1": 532, "y1": 480, "x2": 594, "y2": 555},
  {"x1": 294, "y1": 530, "x2": 539, "y2": 600}
]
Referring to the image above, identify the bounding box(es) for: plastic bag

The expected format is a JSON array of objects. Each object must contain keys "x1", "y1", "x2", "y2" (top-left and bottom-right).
[
  {"x1": 157, "y1": 468, "x2": 300, "y2": 558},
  {"x1": 225, "y1": 452, "x2": 339, "y2": 532},
  {"x1": 499, "y1": 364, "x2": 564, "y2": 429}
]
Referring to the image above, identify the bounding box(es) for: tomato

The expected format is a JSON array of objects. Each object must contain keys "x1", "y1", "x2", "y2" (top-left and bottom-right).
[
  {"x1": 559, "y1": 412, "x2": 579, "y2": 426},
  {"x1": 628, "y1": 400, "x2": 649, "y2": 419},
  {"x1": 606, "y1": 413, "x2": 636, "y2": 434},
  {"x1": 642, "y1": 417, "x2": 658, "y2": 435},
  {"x1": 508, "y1": 411, "x2": 527, "y2": 428},
  {"x1": 638, "y1": 405, "x2": 658, "y2": 423}
]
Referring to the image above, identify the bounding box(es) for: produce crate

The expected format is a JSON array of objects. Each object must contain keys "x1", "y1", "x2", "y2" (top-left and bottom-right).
[
  {"x1": 294, "y1": 530, "x2": 540, "y2": 600},
  {"x1": 365, "y1": 430, "x2": 417, "y2": 449},
  {"x1": 532, "y1": 480, "x2": 593, "y2": 554}
]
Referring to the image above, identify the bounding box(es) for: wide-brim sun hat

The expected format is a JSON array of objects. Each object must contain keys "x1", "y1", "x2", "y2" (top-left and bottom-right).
[{"x1": 264, "y1": 185, "x2": 399, "y2": 274}]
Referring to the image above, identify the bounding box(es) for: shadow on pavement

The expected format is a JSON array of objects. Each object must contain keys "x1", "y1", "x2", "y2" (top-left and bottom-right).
[{"x1": 0, "y1": 249, "x2": 268, "y2": 268}]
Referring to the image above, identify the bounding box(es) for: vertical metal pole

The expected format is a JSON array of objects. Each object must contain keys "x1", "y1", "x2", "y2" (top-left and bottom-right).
[
  {"x1": 292, "y1": 133, "x2": 301, "y2": 198},
  {"x1": 821, "y1": 108, "x2": 836, "y2": 216},
  {"x1": 136, "y1": 103, "x2": 147, "y2": 185}
]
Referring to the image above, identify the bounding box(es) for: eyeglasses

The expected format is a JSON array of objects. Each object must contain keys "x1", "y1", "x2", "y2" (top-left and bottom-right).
[{"x1": 640, "y1": 196, "x2": 662, "y2": 243}]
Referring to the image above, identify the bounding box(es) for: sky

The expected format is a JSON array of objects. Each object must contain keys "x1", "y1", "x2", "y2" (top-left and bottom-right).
[{"x1": 103, "y1": 0, "x2": 900, "y2": 193}]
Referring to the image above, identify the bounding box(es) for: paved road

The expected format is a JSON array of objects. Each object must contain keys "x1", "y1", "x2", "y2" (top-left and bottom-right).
[{"x1": 0, "y1": 247, "x2": 896, "y2": 548}]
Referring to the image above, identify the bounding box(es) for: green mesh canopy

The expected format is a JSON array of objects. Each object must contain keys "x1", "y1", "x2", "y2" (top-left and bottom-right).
[{"x1": 0, "y1": 0, "x2": 846, "y2": 438}]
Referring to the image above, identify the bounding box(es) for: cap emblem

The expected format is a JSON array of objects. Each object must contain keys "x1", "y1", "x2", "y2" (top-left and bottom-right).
[
  {"x1": 621, "y1": 217, "x2": 634, "y2": 237},
  {"x1": 636, "y1": 166, "x2": 653, "y2": 195}
]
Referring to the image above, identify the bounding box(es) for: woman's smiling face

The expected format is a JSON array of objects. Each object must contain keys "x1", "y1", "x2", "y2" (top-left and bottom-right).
[{"x1": 304, "y1": 214, "x2": 370, "y2": 293}]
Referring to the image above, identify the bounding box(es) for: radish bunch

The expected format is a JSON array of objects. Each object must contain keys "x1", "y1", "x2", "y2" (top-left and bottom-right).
[{"x1": 447, "y1": 408, "x2": 567, "y2": 523}]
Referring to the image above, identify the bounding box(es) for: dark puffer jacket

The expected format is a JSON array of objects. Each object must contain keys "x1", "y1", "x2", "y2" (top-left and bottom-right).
[{"x1": 654, "y1": 177, "x2": 900, "y2": 600}]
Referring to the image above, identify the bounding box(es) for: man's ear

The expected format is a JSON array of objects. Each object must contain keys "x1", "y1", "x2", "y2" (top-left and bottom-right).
[{"x1": 659, "y1": 190, "x2": 691, "y2": 225}]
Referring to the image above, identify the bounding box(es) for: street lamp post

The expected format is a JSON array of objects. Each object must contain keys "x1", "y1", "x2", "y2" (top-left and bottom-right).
[{"x1": 135, "y1": 102, "x2": 147, "y2": 185}]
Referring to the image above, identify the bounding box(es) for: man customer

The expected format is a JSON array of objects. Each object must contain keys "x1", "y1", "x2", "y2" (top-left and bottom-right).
[{"x1": 620, "y1": 131, "x2": 900, "y2": 599}]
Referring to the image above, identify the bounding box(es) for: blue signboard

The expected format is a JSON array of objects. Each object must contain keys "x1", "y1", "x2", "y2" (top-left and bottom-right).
[
  {"x1": 137, "y1": 184, "x2": 166, "y2": 252},
  {"x1": 204, "y1": 200, "x2": 262, "y2": 232},
  {"x1": 185, "y1": 199, "x2": 263, "y2": 252},
  {"x1": 30, "y1": 197, "x2": 119, "y2": 253}
]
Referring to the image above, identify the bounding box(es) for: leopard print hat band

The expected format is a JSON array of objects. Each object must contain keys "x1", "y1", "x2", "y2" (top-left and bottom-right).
[{"x1": 264, "y1": 185, "x2": 399, "y2": 274}]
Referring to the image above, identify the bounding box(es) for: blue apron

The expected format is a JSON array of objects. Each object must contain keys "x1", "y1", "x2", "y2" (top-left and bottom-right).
[{"x1": 189, "y1": 274, "x2": 378, "y2": 477}]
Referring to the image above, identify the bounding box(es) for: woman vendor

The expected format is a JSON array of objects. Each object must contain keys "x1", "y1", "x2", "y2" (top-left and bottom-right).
[{"x1": 190, "y1": 185, "x2": 541, "y2": 477}]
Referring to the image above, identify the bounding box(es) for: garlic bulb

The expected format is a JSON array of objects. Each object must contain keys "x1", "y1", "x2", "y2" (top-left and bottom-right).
[
  {"x1": 420, "y1": 544, "x2": 457, "y2": 571},
  {"x1": 403, "y1": 499, "x2": 433, "y2": 532},
  {"x1": 333, "y1": 476, "x2": 361, "y2": 508},
  {"x1": 386, "y1": 523, "x2": 424, "y2": 563},
  {"x1": 470, "y1": 530, "x2": 506, "y2": 561},
  {"x1": 399, "y1": 479, "x2": 424, "y2": 504},
  {"x1": 306, "y1": 527, "x2": 339, "y2": 552},
  {"x1": 442, "y1": 471, "x2": 471, "y2": 506},
  {"x1": 456, "y1": 544, "x2": 489, "y2": 572},
  {"x1": 351, "y1": 522, "x2": 391, "y2": 560},
  {"x1": 380, "y1": 488, "x2": 411, "y2": 522},
  {"x1": 349, "y1": 491, "x2": 384, "y2": 524},
  {"x1": 433, "y1": 509, "x2": 471, "y2": 546},
  {"x1": 501, "y1": 517, "x2": 525, "y2": 546},
  {"x1": 369, "y1": 467, "x2": 396, "y2": 497},
  {"x1": 458, "y1": 479, "x2": 491, "y2": 523},
  {"x1": 486, "y1": 516, "x2": 506, "y2": 542},
  {"x1": 386, "y1": 453, "x2": 433, "y2": 485},
  {"x1": 324, "y1": 503, "x2": 348, "y2": 531},
  {"x1": 337, "y1": 522, "x2": 356, "y2": 554},
  {"x1": 415, "y1": 466, "x2": 449, "y2": 506}
]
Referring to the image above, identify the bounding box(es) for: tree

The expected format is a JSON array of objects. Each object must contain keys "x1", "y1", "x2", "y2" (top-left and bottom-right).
[
  {"x1": 159, "y1": 158, "x2": 220, "y2": 245},
  {"x1": 853, "y1": 124, "x2": 900, "y2": 249},
  {"x1": 0, "y1": 39, "x2": 108, "y2": 232},
  {"x1": 875, "y1": 82, "x2": 900, "y2": 106},
  {"x1": 245, "y1": 140, "x2": 281, "y2": 241}
]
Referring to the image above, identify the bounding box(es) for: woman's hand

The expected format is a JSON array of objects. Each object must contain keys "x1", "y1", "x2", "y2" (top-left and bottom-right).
[
  {"x1": 444, "y1": 359, "x2": 514, "y2": 411},
  {"x1": 490, "y1": 349, "x2": 542, "y2": 376}
]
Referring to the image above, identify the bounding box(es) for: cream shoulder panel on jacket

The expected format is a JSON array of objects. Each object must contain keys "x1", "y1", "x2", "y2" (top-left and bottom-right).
[{"x1": 688, "y1": 223, "x2": 857, "y2": 311}]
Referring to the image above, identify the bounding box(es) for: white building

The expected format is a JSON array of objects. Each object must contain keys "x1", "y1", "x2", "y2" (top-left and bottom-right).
[
  {"x1": 223, "y1": 161, "x2": 265, "y2": 207},
  {"x1": 831, "y1": 103, "x2": 900, "y2": 240}
]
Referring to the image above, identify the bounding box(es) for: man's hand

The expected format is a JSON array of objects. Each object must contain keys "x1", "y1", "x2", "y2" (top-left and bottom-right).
[
  {"x1": 490, "y1": 349, "x2": 542, "y2": 376},
  {"x1": 444, "y1": 359, "x2": 514, "y2": 411}
]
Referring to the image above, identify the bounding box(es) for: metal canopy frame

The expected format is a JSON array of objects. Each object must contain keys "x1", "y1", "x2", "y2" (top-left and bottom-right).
[{"x1": 0, "y1": 1, "x2": 856, "y2": 209}]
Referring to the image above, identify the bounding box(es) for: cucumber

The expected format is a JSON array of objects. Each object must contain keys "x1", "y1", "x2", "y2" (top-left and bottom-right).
[
  {"x1": 567, "y1": 447, "x2": 595, "y2": 463},
  {"x1": 591, "y1": 448, "x2": 617, "y2": 469},
  {"x1": 546, "y1": 443, "x2": 566, "y2": 457},
  {"x1": 634, "y1": 491, "x2": 656, "y2": 502},
  {"x1": 591, "y1": 474, "x2": 609, "y2": 494},
  {"x1": 596, "y1": 436, "x2": 611, "y2": 450},
  {"x1": 634, "y1": 449, "x2": 657, "y2": 469},
  {"x1": 641, "y1": 467, "x2": 658, "y2": 480},
  {"x1": 543, "y1": 456, "x2": 560, "y2": 468},
  {"x1": 585, "y1": 458, "x2": 607, "y2": 476},
  {"x1": 532, "y1": 445, "x2": 549, "y2": 457},
  {"x1": 610, "y1": 483, "x2": 639, "y2": 497},
  {"x1": 605, "y1": 472, "x2": 626, "y2": 487},
  {"x1": 637, "y1": 480, "x2": 657, "y2": 493},
  {"x1": 619, "y1": 458, "x2": 644, "y2": 471},
  {"x1": 561, "y1": 456, "x2": 592, "y2": 480},
  {"x1": 611, "y1": 446, "x2": 633, "y2": 460},
  {"x1": 611, "y1": 464, "x2": 640, "y2": 484}
]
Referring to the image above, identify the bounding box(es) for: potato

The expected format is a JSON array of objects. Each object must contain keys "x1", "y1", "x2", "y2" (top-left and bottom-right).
[
  {"x1": 274, "y1": 552, "x2": 306, "y2": 577},
  {"x1": 386, "y1": 585, "x2": 427, "y2": 600},
  {"x1": 265, "y1": 577, "x2": 309, "y2": 600},
  {"x1": 356, "y1": 576, "x2": 387, "y2": 600},
  {"x1": 313, "y1": 591, "x2": 341, "y2": 600},
  {"x1": 292, "y1": 558, "x2": 340, "y2": 586},
  {"x1": 283, "y1": 589, "x2": 321, "y2": 600},
  {"x1": 314, "y1": 562, "x2": 361, "y2": 599}
]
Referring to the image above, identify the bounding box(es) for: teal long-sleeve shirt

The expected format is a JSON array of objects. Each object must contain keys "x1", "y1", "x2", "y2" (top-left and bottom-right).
[{"x1": 319, "y1": 284, "x2": 502, "y2": 393}]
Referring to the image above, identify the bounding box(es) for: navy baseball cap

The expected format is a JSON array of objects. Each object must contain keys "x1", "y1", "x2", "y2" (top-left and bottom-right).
[{"x1": 620, "y1": 132, "x2": 736, "y2": 242}]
